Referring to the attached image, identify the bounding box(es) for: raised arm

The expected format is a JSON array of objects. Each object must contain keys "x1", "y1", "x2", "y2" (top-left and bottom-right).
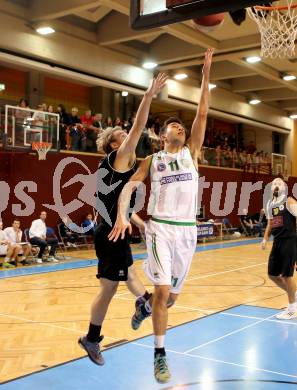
[
  {"x1": 108, "y1": 156, "x2": 153, "y2": 242},
  {"x1": 188, "y1": 48, "x2": 214, "y2": 160},
  {"x1": 116, "y1": 74, "x2": 167, "y2": 166}
]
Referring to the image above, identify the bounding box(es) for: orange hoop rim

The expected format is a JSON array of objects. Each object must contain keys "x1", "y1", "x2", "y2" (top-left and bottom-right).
[
  {"x1": 32, "y1": 142, "x2": 52, "y2": 150},
  {"x1": 254, "y1": 3, "x2": 297, "y2": 11}
]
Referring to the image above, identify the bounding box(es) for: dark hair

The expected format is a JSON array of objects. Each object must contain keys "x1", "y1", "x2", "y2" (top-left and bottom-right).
[
  {"x1": 160, "y1": 117, "x2": 190, "y2": 141},
  {"x1": 13, "y1": 219, "x2": 21, "y2": 224},
  {"x1": 58, "y1": 104, "x2": 66, "y2": 114},
  {"x1": 19, "y1": 98, "x2": 29, "y2": 107}
]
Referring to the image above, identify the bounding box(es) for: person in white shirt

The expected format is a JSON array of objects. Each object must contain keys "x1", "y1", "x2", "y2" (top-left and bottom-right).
[
  {"x1": 4, "y1": 219, "x2": 32, "y2": 265},
  {"x1": 0, "y1": 221, "x2": 20, "y2": 268},
  {"x1": 29, "y1": 211, "x2": 58, "y2": 263}
]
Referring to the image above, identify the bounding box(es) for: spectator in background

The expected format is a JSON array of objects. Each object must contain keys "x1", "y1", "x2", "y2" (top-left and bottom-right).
[
  {"x1": 57, "y1": 104, "x2": 70, "y2": 149},
  {"x1": 4, "y1": 219, "x2": 32, "y2": 265},
  {"x1": 135, "y1": 128, "x2": 152, "y2": 158},
  {"x1": 80, "y1": 109, "x2": 94, "y2": 152},
  {"x1": 113, "y1": 116, "x2": 122, "y2": 128},
  {"x1": 69, "y1": 107, "x2": 82, "y2": 151},
  {"x1": 154, "y1": 116, "x2": 161, "y2": 134},
  {"x1": 106, "y1": 116, "x2": 113, "y2": 128},
  {"x1": 246, "y1": 140, "x2": 257, "y2": 154},
  {"x1": 82, "y1": 213, "x2": 96, "y2": 236},
  {"x1": 0, "y1": 221, "x2": 19, "y2": 268},
  {"x1": 15, "y1": 98, "x2": 30, "y2": 143},
  {"x1": 29, "y1": 211, "x2": 58, "y2": 263},
  {"x1": 148, "y1": 123, "x2": 160, "y2": 153},
  {"x1": 59, "y1": 219, "x2": 79, "y2": 248},
  {"x1": 81, "y1": 109, "x2": 94, "y2": 128},
  {"x1": 240, "y1": 209, "x2": 255, "y2": 236},
  {"x1": 92, "y1": 113, "x2": 105, "y2": 131},
  {"x1": 252, "y1": 208, "x2": 267, "y2": 237}
]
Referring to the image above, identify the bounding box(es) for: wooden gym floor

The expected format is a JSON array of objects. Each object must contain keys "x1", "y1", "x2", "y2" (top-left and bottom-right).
[{"x1": 0, "y1": 239, "x2": 290, "y2": 383}]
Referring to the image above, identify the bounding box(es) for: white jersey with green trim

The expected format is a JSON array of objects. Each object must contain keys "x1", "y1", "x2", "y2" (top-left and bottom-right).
[{"x1": 147, "y1": 146, "x2": 198, "y2": 222}]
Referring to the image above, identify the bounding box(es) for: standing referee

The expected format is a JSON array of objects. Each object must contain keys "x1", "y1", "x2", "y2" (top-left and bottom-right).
[{"x1": 262, "y1": 178, "x2": 297, "y2": 319}]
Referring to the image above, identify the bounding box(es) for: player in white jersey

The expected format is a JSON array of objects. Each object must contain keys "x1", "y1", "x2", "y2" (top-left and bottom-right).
[{"x1": 109, "y1": 48, "x2": 213, "y2": 383}]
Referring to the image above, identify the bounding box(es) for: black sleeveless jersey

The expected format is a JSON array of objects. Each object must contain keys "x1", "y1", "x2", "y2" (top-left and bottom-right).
[
  {"x1": 269, "y1": 200, "x2": 296, "y2": 239},
  {"x1": 96, "y1": 150, "x2": 136, "y2": 227}
]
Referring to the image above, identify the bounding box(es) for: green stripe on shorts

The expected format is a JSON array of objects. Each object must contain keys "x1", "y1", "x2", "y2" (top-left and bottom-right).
[{"x1": 152, "y1": 217, "x2": 196, "y2": 226}]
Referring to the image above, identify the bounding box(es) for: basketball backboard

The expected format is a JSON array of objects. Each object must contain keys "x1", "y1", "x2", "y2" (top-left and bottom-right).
[{"x1": 130, "y1": 0, "x2": 273, "y2": 30}]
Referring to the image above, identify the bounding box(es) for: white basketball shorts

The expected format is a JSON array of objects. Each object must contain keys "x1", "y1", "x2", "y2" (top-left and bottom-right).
[{"x1": 143, "y1": 218, "x2": 197, "y2": 294}]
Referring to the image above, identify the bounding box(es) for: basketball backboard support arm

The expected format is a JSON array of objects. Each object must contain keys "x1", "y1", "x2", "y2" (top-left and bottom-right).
[{"x1": 130, "y1": 0, "x2": 275, "y2": 30}]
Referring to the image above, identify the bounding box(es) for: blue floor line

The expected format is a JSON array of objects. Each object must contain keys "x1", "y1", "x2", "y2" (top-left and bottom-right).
[
  {"x1": 3, "y1": 305, "x2": 296, "y2": 390},
  {"x1": 0, "y1": 238, "x2": 262, "y2": 280}
]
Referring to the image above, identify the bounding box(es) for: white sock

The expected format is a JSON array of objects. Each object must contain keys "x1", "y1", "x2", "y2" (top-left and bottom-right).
[
  {"x1": 288, "y1": 303, "x2": 296, "y2": 312},
  {"x1": 144, "y1": 300, "x2": 152, "y2": 313},
  {"x1": 154, "y1": 335, "x2": 165, "y2": 349}
]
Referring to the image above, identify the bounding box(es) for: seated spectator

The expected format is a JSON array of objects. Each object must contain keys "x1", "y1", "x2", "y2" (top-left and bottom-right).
[
  {"x1": 240, "y1": 209, "x2": 255, "y2": 236},
  {"x1": 0, "y1": 221, "x2": 19, "y2": 268},
  {"x1": 82, "y1": 213, "x2": 97, "y2": 235},
  {"x1": 59, "y1": 219, "x2": 79, "y2": 247},
  {"x1": 252, "y1": 208, "x2": 267, "y2": 237},
  {"x1": 29, "y1": 211, "x2": 58, "y2": 263},
  {"x1": 4, "y1": 219, "x2": 32, "y2": 265}
]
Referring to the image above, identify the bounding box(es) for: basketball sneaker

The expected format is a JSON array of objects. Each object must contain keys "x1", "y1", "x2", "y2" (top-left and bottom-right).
[
  {"x1": 47, "y1": 256, "x2": 59, "y2": 263},
  {"x1": 154, "y1": 354, "x2": 171, "y2": 383},
  {"x1": 131, "y1": 297, "x2": 151, "y2": 330},
  {"x1": 78, "y1": 335, "x2": 105, "y2": 366},
  {"x1": 276, "y1": 308, "x2": 297, "y2": 320},
  {"x1": 35, "y1": 258, "x2": 43, "y2": 264}
]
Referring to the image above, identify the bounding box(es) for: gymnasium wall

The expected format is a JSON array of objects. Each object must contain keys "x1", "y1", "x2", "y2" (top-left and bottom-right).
[
  {"x1": 1, "y1": 151, "x2": 297, "y2": 232},
  {"x1": 43, "y1": 77, "x2": 91, "y2": 113},
  {"x1": 0, "y1": 66, "x2": 26, "y2": 104}
]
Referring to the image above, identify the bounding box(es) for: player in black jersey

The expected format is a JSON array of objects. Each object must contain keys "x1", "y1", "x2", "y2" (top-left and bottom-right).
[
  {"x1": 262, "y1": 177, "x2": 297, "y2": 320},
  {"x1": 78, "y1": 73, "x2": 168, "y2": 365}
]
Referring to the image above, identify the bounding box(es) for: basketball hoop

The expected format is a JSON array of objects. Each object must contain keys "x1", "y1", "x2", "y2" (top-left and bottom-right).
[
  {"x1": 247, "y1": 0, "x2": 297, "y2": 58},
  {"x1": 32, "y1": 142, "x2": 52, "y2": 160}
]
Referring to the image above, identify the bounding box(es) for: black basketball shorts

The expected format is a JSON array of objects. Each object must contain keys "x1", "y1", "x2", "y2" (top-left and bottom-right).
[
  {"x1": 268, "y1": 237, "x2": 297, "y2": 277},
  {"x1": 94, "y1": 223, "x2": 133, "y2": 282}
]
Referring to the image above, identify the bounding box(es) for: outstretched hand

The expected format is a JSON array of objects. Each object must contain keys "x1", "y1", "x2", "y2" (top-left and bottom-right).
[
  {"x1": 202, "y1": 48, "x2": 214, "y2": 76},
  {"x1": 108, "y1": 216, "x2": 132, "y2": 242},
  {"x1": 146, "y1": 73, "x2": 168, "y2": 98}
]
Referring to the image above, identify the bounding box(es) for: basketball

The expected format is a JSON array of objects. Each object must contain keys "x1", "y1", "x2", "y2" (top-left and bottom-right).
[{"x1": 192, "y1": 13, "x2": 225, "y2": 33}]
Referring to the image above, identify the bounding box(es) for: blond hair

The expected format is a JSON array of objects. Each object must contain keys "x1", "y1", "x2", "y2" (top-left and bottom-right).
[{"x1": 97, "y1": 127, "x2": 121, "y2": 154}]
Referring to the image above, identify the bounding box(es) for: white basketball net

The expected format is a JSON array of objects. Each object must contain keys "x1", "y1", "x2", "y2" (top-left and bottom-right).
[
  {"x1": 247, "y1": 0, "x2": 297, "y2": 58},
  {"x1": 32, "y1": 142, "x2": 52, "y2": 160}
]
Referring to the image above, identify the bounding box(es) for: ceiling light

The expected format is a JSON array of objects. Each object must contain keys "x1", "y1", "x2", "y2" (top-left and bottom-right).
[
  {"x1": 209, "y1": 83, "x2": 217, "y2": 90},
  {"x1": 289, "y1": 113, "x2": 297, "y2": 119},
  {"x1": 246, "y1": 56, "x2": 261, "y2": 64},
  {"x1": 282, "y1": 74, "x2": 296, "y2": 81},
  {"x1": 249, "y1": 98, "x2": 261, "y2": 105},
  {"x1": 36, "y1": 26, "x2": 55, "y2": 35},
  {"x1": 121, "y1": 91, "x2": 129, "y2": 97},
  {"x1": 142, "y1": 61, "x2": 157, "y2": 70},
  {"x1": 174, "y1": 73, "x2": 188, "y2": 80},
  {"x1": 0, "y1": 83, "x2": 5, "y2": 91}
]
